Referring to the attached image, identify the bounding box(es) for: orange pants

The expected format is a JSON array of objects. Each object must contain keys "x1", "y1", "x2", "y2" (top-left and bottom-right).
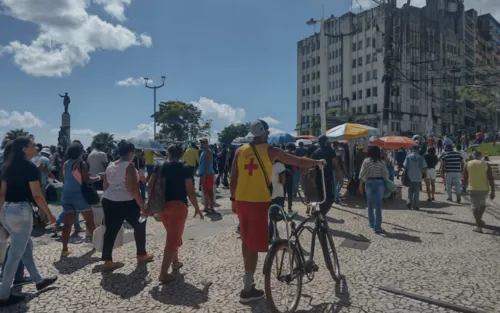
[
  {"x1": 236, "y1": 201, "x2": 269, "y2": 252},
  {"x1": 159, "y1": 201, "x2": 188, "y2": 252}
]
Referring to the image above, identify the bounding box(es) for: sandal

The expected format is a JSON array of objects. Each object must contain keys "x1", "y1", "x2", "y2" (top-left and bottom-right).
[
  {"x1": 103, "y1": 262, "x2": 124, "y2": 272},
  {"x1": 172, "y1": 262, "x2": 184, "y2": 272},
  {"x1": 61, "y1": 249, "x2": 72, "y2": 257}
]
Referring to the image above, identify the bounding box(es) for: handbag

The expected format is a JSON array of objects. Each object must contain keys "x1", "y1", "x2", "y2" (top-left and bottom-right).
[
  {"x1": 145, "y1": 163, "x2": 166, "y2": 215},
  {"x1": 249, "y1": 143, "x2": 273, "y2": 195},
  {"x1": 79, "y1": 161, "x2": 100, "y2": 205}
]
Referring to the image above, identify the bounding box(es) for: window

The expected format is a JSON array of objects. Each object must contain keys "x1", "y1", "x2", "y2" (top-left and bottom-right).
[
  {"x1": 317, "y1": 71, "x2": 320, "y2": 79},
  {"x1": 357, "y1": 106, "x2": 362, "y2": 114},
  {"x1": 302, "y1": 61, "x2": 305, "y2": 69},
  {"x1": 306, "y1": 116, "x2": 310, "y2": 123},
  {"x1": 373, "y1": 103, "x2": 377, "y2": 113},
  {"x1": 307, "y1": 88, "x2": 310, "y2": 95},
  {"x1": 306, "y1": 60, "x2": 309, "y2": 67},
  {"x1": 366, "y1": 88, "x2": 371, "y2": 97},
  {"x1": 358, "y1": 90, "x2": 362, "y2": 99},
  {"x1": 302, "y1": 76, "x2": 305, "y2": 83},
  {"x1": 335, "y1": 50, "x2": 338, "y2": 58},
  {"x1": 312, "y1": 58, "x2": 316, "y2": 66},
  {"x1": 358, "y1": 41, "x2": 362, "y2": 49},
  {"x1": 328, "y1": 67, "x2": 332, "y2": 75},
  {"x1": 352, "y1": 75, "x2": 356, "y2": 85},
  {"x1": 373, "y1": 87, "x2": 378, "y2": 96},
  {"x1": 352, "y1": 91, "x2": 357, "y2": 100},
  {"x1": 306, "y1": 102, "x2": 310, "y2": 109},
  {"x1": 302, "y1": 103, "x2": 305, "y2": 110},
  {"x1": 302, "y1": 116, "x2": 305, "y2": 124},
  {"x1": 353, "y1": 42, "x2": 357, "y2": 51},
  {"x1": 312, "y1": 43, "x2": 315, "y2": 52},
  {"x1": 366, "y1": 54, "x2": 371, "y2": 64},
  {"x1": 372, "y1": 38, "x2": 376, "y2": 48},
  {"x1": 312, "y1": 72, "x2": 316, "y2": 80},
  {"x1": 328, "y1": 52, "x2": 332, "y2": 60},
  {"x1": 366, "y1": 38, "x2": 371, "y2": 48},
  {"x1": 312, "y1": 86, "x2": 315, "y2": 94},
  {"x1": 373, "y1": 53, "x2": 377, "y2": 62},
  {"x1": 358, "y1": 57, "x2": 362, "y2": 66},
  {"x1": 352, "y1": 107, "x2": 356, "y2": 115},
  {"x1": 306, "y1": 74, "x2": 310, "y2": 81},
  {"x1": 373, "y1": 69, "x2": 378, "y2": 80},
  {"x1": 367, "y1": 19, "x2": 371, "y2": 30},
  {"x1": 316, "y1": 56, "x2": 320, "y2": 64},
  {"x1": 366, "y1": 71, "x2": 371, "y2": 80},
  {"x1": 317, "y1": 101, "x2": 320, "y2": 108},
  {"x1": 367, "y1": 104, "x2": 371, "y2": 114},
  {"x1": 358, "y1": 73, "x2": 362, "y2": 83},
  {"x1": 316, "y1": 85, "x2": 320, "y2": 93},
  {"x1": 352, "y1": 60, "x2": 356, "y2": 68}
]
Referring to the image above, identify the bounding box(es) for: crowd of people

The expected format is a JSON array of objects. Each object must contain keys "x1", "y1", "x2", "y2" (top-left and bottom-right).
[{"x1": 0, "y1": 123, "x2": 497, "y2": 307}]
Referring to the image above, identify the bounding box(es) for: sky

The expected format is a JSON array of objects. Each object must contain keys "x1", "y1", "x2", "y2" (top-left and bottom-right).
[{"x1": 1, "y1": 0, "x2": 499, "y2": 148}]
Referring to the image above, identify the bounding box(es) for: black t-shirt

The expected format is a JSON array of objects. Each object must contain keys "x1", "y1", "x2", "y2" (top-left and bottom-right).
[
  {"x1": 424, "y1": 154, "x2": 438, "y2": 169},
  {"x1": 160, "y1": 162, "x2": 193, "y2": 204},
  {"x1": 311, "y1": 146, "x2": 336, "y2": 181},
  {"x1": 2, "y1": 160, "x2": 39, "y2": 203}
]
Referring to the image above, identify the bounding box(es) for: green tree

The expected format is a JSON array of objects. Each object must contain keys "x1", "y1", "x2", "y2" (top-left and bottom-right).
[
  {"x1": 154, "y1": 101, "x2": 209, "y2": 141},
  {"x1": 2, "y1": 128, "x2": 34, "y2": 148},
  {"x1": 218, "y1": 123, "x2": 250, "y2": 144},
  {"x1": 459, "y1": 86, "x2": 499, "y2": 129},
  {"x1": 91, "y1": 132, "x2": 116, "y2": 149}
]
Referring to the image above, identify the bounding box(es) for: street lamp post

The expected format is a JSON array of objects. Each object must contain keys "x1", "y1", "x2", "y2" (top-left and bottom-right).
[
  {"x1": 144, "y1": 76, "x2": 166, "y2": 139},
  {"x1": 206, "y1": 119, "x2": 213, "y2": 143}
]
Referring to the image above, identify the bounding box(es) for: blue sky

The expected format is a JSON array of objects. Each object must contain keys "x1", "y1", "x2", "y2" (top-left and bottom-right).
[{"x1": 0, "y1": 0, "x2": 350, "y2": 147}]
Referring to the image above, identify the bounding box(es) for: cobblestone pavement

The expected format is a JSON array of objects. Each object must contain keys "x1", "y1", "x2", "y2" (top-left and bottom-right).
[{"x1": 3, "y1": 182, "x2": 500, "y2": 313}]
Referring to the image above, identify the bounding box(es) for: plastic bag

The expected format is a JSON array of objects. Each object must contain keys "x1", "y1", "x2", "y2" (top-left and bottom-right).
[{"x1": 92, "y1": 225, "x2": 124, "y2": 253}]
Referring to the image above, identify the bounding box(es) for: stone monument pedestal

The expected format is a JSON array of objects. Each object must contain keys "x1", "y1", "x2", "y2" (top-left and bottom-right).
[{"x1": 58, "y1": 112, "x2": 71, "y2": 152}]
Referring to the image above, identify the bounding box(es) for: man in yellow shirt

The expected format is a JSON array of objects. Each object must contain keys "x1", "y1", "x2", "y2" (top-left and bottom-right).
[
  {"x1": 464, "y1": 150, "x2": 495, "y2": 233},
  {"x1": 182, "y1": 142, "x2": 200, "y2": 176},
  {"x1": 230, "y1": 119, "x2": 323, "y2": 303}
]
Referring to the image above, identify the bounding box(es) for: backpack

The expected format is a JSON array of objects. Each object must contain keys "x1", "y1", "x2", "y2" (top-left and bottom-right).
[{"x1": 302, "y1": 167, "x2": 320, "y2": 202}]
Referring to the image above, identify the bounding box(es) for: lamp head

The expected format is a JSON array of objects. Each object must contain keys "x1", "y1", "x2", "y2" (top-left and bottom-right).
[
  {"x1": 306, "y1": 18, "x2": 317, "y2": 26},
  {"x1": 161, "y1": 76, "x2": 166, "y2": 81}
]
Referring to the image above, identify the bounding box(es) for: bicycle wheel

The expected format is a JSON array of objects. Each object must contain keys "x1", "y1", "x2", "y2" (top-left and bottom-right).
[
  {"x1": 264, "y1": 239, "x2": 303, "y2": 313},
  {"x1": 319, "y1": 230, "x2": 341, "y2": 282}
]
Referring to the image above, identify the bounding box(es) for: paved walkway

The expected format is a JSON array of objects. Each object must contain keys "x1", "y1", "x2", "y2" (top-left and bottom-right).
[{"x1": 3, "y1": 182, "x2": 500, "y2": 313}]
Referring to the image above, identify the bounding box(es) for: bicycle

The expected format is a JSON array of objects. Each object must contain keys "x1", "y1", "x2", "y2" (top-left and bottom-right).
[{"x1": 263, "y1": 163, "x2": 341, "y2": 313}]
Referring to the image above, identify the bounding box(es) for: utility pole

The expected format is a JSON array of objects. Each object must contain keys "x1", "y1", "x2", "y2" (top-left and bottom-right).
[
  {"x1": 206, "y1": 119, "x2": 213, "y2": 143},
  {"x1": 450, "y1": 67, "x2": 460, "y2": 136},
  {"x1": 382, "y1": 0, "x2": 396, "y2": 135},
  {"x1": 144, "y1": 76, "x2": 166, "y2": 139}
]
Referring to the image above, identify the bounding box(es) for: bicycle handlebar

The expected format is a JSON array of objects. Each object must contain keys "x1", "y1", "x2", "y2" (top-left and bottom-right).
[{"x1": 316, "y1": 159, "x2": 327, "y2": 206}]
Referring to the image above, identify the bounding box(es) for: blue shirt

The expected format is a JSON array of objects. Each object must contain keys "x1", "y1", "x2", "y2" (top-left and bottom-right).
[
  {"x1": 404, "y1": 152, "x2": 427, "y2": 183},
  {"x1": 198, "y1": 150, "x2": 215, "y2": 175},
  {"x1": 443, "y1": 137, "x2": 453, "y2": 146},
  {"x1": 31, "y1": 155, "x2": 51, "y2": 185}
]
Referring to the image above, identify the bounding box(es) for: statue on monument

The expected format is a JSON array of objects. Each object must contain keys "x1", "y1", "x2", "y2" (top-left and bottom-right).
[{"x1": 59, "y1": 92, "x2": 71, "y2": 113}]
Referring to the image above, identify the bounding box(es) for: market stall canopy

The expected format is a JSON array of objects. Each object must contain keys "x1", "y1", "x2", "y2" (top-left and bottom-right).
[
  {"x1": 295, "y1": 135, "x2": 316, "y2": 140},
  {"x1": 325, "y1": 123, "x2": 380, "y2": 141},
  {"x1": 296, "y1": 139, "x2": 313, "y2": 146},
  {"x1": 373, "y1": 136, "x2": 419, "y2": 150},
  {"x1": 268, "y1": 133, "x2": 296, "y2": 145},
  {"x1": 127, "y1": 137, "x2": 166, "y2": 151}
]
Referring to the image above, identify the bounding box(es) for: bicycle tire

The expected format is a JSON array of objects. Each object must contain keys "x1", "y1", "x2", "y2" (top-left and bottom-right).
[
  {"x1": 264, "y1": 239, "x2": 303, "y2": 313},
  {"x1": 319, "y1": 230, "x2": 341, "y2": 282}
]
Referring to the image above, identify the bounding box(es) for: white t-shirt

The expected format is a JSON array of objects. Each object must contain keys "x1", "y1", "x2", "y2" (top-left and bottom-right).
[
  {"x1": 271, "y1": 162, "x2": 286, "y2": 199},
  {"x1": 87, "y1": 150, "x2": 109, "y2": 176},
  {"x1": 459, "y1": 150, "x2": 468, "y2": 162}
]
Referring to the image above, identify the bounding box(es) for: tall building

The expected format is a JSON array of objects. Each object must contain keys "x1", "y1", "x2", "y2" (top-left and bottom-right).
[{"x1": 296, "y1": 0, "x2": 499, "y2": 136}]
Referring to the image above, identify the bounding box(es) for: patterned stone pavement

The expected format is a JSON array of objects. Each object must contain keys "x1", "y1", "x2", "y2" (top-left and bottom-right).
[{"x1": 3, "y1": 182, "x2": 500, "y2": 313}]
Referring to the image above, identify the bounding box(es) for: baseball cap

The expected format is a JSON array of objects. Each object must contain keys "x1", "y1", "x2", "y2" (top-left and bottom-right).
[{"x1": 250, "y1": 119, "x2": 269, "y2": 137}]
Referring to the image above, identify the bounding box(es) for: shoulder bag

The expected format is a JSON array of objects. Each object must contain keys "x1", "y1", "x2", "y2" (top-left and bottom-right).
[
  {"x1": 249, "y1": 143, "x2": 273, "y2": 195},
  {"x1": 145, "y1": 162, "x2": 166, "y2": 215},
  {"x1": 79, "y1": 161, "x2": 100, "y2": 205}
]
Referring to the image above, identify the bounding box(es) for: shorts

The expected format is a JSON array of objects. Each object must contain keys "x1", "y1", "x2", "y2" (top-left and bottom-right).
[
  {"x1": 61, "y1": 194, "x2": 91, "y2": 213},
  {"x1": 469, "y1": 190, "x2": 488, "y2": 209},
  {"x1": 236, "y1": 201, "x2": 269, "y2": 252},
  {"x1": 202, "y1": 174, "x2": 215, "y2": 191},
  {"x1": 159, "y1": 201, "x2": 188, "y2": 252},
  {"x1": 426, "y1": 168, "x2": 436, "y2": 180}
]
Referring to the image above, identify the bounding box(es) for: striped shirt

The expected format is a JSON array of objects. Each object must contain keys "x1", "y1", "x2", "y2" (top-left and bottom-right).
[
  {"x1": 442, "y1": 151, "x2": 462, "y2": 173},
  {"x1": 358, "y1": 158, "x2": 388, "y2": 181}
]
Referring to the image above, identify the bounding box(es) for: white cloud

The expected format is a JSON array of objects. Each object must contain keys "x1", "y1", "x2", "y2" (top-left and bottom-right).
[
  {"x1": 0, "y1": 0, "x2": 152, "y2": 77},
  {"x1": 260, "y1": 117, "x2": 281, "y2": 126},
  {"x1": 93, "y1": 0, "x2": 131, "y2": 22},
  {"x1": 0, "y1": 110, "x2": 45, "y2": 128},
  {"x1": 190, "y1": 97, "x2": 246, "y2": 134},
  {"x1": 116, "y1": 77, "x2": 149, "y2": 86}
]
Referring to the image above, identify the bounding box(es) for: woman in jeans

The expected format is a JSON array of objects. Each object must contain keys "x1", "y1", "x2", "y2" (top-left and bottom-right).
[
  {"x1": 148, "y1": 145, "x2": 203, "y2": 283},
  {"x1": 60, "y1": 143, "x2": 99, "y2": 256},
  {"x1": 101, "y1": 140, "x2": 153, "y2": 272},
  {"x1": 0, "y1": 138, "x2": 58, "y2": 307},
  {"x1": 358, "y1": 146, "x2": 388, "y2": 234}
]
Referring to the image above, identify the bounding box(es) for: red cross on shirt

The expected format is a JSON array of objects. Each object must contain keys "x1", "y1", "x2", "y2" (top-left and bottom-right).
[{"x1": 244, "y1": 158, "x2": 258, "y2": 176}]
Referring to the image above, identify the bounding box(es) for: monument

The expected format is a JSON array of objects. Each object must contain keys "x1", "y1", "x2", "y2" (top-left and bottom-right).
[{"x1": 57, "y1": 92, "x2": 71, "y2": 152}]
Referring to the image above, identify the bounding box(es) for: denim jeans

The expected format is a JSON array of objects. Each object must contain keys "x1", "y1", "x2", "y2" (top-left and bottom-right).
[
  {"x1": 407, "y1": 182, "x2": 422, "y2": 209},
  {"x1": 56, "y1": 211, "x2": 80, "y2": 228},
  {"x1": 0, "y1": 202, "x2": 43, "y2": 299},
  {"x1": 365, "y1": 179, "x2": 384, "y2": 230},
  {"x1": 445, "y1": 172, "x2": 462, "y2": 200},
  {"x1": 1, "y1": 245, "x2": 25, "y2": 281}
]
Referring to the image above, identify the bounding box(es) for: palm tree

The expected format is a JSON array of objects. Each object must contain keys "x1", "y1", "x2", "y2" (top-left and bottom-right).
[
  {"x1": 2, "y1": 129, "x2": 34, "y2": 148},
  {"x1": 91, "y1": 132, "x2": 116, "y2": 149}
]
